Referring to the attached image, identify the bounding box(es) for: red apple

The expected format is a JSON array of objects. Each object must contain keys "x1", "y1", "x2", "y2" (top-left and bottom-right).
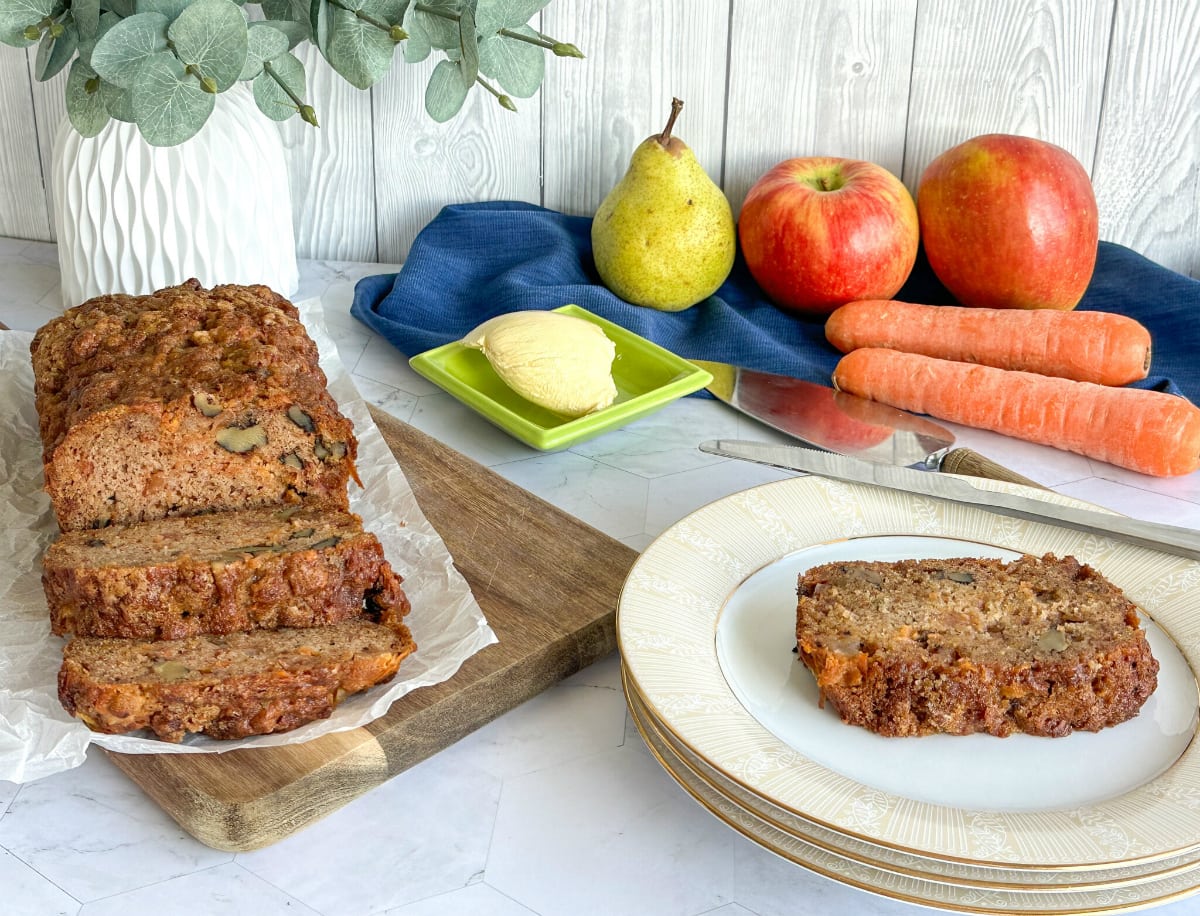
[
  {"x1": 917, "y1": 134, "x2": 1099, "y2": 310},
  {"x1": 738, "y1": 157, "x2": 919, "y2": 316}
]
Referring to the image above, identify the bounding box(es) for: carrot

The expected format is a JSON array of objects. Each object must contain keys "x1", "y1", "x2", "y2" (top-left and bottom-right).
[
  {"x1": 832, "y1": 348, "x2": 1200, "y2": 477},
  {"x1": 825, "y1": 300, "x2": 1151, "y2": 386}
]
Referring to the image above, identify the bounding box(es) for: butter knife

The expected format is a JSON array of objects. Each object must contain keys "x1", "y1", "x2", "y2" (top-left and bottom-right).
[{"x1": 699, "y1": 439, "x2": 1200, "y2": 562}]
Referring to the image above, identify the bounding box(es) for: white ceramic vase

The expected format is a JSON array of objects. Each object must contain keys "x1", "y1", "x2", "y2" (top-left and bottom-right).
[{"x1": 51, "y1": 86, "x2": 299, "y2": 309}]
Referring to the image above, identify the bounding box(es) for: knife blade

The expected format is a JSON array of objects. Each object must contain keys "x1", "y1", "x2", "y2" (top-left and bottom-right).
[
  {"x1": 689, "y1": 360, "x2": 1042, "y2": 489},
  {"x1": 699, "y1": 439, "x2": 1200, "y2": 562}
]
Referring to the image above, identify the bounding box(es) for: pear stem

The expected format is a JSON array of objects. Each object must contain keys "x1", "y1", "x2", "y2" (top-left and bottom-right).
[{"x1": 658, "y1": 98, "x2": 684, "y2": 146}]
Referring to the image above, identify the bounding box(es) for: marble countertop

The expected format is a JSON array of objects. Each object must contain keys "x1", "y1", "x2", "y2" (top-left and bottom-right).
[{"x1": 3, "y1": 236, "x2": 1200, "y2": 916}]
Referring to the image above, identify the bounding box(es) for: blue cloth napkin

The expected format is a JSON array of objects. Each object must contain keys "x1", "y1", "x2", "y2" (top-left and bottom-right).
[{"x1": 351, "y1": 200, "x2": 1200, "y2": 403}]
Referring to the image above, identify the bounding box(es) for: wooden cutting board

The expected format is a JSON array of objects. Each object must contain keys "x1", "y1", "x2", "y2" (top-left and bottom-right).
[{"x1": 105, "y1": 405, "x2": 638, "y2": 851}]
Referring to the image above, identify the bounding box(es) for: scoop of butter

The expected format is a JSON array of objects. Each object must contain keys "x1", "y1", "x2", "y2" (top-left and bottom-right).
[{"x1": 463, "y1": 310, "x2": 618, "y2": 417}]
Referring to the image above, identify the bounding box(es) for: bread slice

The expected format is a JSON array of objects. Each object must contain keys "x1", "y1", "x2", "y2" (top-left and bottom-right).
[
  {"x1": 29, "y1": 280, "x2": 357, "y2": 531},
  {"x1": 43, "y1": 506, "x2": 409, "y2": 640},
  {"x1": 795, "y1": 553, "x2": 1158, "y2": 737},
  {"x1": 58, "y1": 613, "x2": 416, "y2": 742}
]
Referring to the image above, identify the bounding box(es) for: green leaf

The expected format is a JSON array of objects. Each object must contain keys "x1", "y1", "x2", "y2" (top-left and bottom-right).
[
  {"x1": 35, "y1": 16, "x2": 76, "y2": 80},
  {"x1": 77, "y1": 8, "x2": 117, "y2": 66},
  {"x1": 261, "y1": 0, "x2": 307, "y2": 22},
  {"x1": 424, "y1": 56, "x2": 467, "y2": 122},
  {"x1": 308, "y1": 0, "x2": 328, "y2": 54},
  {"x1": 0, "y1": 0, "x2": 55, "y2": 47},
  {"x1": 132, "y1": 49, "x2": 214, "y2": 145},
  {"x1": 475, "y1": 0, "x2": 547, "y2": 35},
  {"x1": 239, "y1": 20, "x2": 289, "y2": 79},
  {"x1": 477, "y1": 24, "x2": 540, "y2": 97},
  {"x1": 409, "y1": 0, "x2": 460, "y2": 50},
  {"x1": 267, "y1": 17, "x2": 308, "y2": 48},
  {"x1": 251, "y1": 50, "x2": 303, "y2": 120},
  {"x1": 74, "y1": 0, "x2": 100, "y2": 40},
  {"x1": 456, "y1": 3, "x2": 477, "y2": 85},
  {"x1": 168, "y1": 0, "x2": 248, "y2": 92},
  {"x1": 100, "y1": 77, "x2": 136, "y2": 120},
  {"x1": 135, "y1": 0, "x2": 189, "y2": 20},
  {"x1": 65, "y1": 58, "x2": 110, "y2": 136},
  {"x1": 100, "y1": 0, "x2": 136, "y2": 18},
  {"x1": 400, "y1": 2, "x2": 429, "y2": 61},
  {"x1": 323, "y1": 4, "x2": 395, "y2": 89},
  {"x1": 90, "y1": 11, "x2": 168, "y2": 89}
]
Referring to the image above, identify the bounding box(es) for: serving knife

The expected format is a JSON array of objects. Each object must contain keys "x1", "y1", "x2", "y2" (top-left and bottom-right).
[
  {"x1": 699, "y1": 439, "x2": 1200, "y2": 562},
  {"x1": 689, "y1": 360, "x2": 1043, "y2": 489}
]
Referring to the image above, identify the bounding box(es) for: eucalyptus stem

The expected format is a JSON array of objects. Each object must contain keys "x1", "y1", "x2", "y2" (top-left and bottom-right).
[
  {"x1": 412, "y1": 3, "x2": 583, "y2": 57},
  {"x1": 263, "y1": 59, "x2": 319, "y2": 126},
  {"x1": 325, "y1": 0, "x2": 406, "y2": 39},
  {"x1": 475, "y1": 74, "x2": 515, "y2": 112}
]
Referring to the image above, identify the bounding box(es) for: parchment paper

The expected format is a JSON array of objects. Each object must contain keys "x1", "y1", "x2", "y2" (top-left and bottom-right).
[{"x1": 0, "y1": 300, "x2": 496, "y2": 783}]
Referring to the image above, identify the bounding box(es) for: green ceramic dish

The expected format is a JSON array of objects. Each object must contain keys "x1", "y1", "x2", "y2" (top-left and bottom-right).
[{"x1": 408, "y1": 304, "x2": 712, "y2": 451}]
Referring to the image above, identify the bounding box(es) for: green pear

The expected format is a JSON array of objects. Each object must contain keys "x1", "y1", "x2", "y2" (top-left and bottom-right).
[{"x1": 592, "y1": 98, "x2": 735, "y2": 311}]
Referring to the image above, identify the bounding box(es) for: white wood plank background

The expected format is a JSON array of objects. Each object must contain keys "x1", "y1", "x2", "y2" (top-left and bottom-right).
[{"x1": 1, "y1": 0, "x2": 1197, "y2": 278}]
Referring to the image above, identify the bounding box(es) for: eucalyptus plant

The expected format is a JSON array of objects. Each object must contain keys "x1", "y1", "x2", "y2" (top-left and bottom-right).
[{"x1": 0, "y1": 0, "x2": 581, "y2": 146}]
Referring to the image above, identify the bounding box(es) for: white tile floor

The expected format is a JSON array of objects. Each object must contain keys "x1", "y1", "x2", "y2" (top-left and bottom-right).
[{"x1": 3, "y1": 239, "x2": 1200, "y2": 915}]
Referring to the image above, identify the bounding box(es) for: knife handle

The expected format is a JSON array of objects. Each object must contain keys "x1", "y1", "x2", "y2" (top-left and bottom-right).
[{"x1": 939, "y1": 448, "x2": 1048, "y2": 491}]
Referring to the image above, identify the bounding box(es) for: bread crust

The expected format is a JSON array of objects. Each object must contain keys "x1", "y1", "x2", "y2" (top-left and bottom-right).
[
  {"x1": 43, "y1": 506, "x2": 409, "y2": 640},
  {"x1": 795, "y1": 554, "x2": 1159, "y2": 737},
  {"x1": 30, "y1": 280, "x2": 357, "y2": 531}
]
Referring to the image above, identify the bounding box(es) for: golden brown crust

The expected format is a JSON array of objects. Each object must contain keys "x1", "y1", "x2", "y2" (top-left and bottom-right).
[
  {"x1": 43, "y1": 506, "x2": 409, "y2": 640},
  {"x1": 30, "y1": 280, "x2": 357, "y2": 531},
  {"x1": 58, "y1": 616, "x2": 416, "y2": 743},
  {"x1": 795, "y1": 554, "x2": 1158, "y2": 737}
]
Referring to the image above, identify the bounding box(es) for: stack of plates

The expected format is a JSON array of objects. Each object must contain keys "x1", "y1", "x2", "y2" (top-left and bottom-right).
[{"x1": 616, "y1": 475, "x2": 1200, "y2": 913}]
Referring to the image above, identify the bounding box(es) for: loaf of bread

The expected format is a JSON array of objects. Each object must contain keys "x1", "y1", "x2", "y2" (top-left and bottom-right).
[
  {"x1": 795, "y1": 554, "x2": 1158, "y2": 737},
  {"x1": 30, "y1": 280, "x2": 358, "y2": 531},
  {"x1": 58, "y1": 613, "x2": 416, "y2": 742},
  {"x1": 43, "y1": 506, "x2": 408, "y2": 640}
]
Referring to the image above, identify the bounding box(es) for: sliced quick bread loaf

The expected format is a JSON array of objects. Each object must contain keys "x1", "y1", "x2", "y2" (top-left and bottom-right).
[
  {"x1": 796, "y1": 553, "x2": 1158, "y2": 738},
  {"x1": 58, "y1": 612, "x2": 416, "y2": 742},
  {"x1": 43, "y1": 506, "x2": 408, "y2": 640},
  {"x1": 29, "y1": 280, "x2": 357, "y2": 531}
]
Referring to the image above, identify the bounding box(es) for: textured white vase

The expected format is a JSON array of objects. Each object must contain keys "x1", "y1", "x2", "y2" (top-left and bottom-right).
[{"x1": 51, "y1": 86, "x2": 299, "y2": 309}]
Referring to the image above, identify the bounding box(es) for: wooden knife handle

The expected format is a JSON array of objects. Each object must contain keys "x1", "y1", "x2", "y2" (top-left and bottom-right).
[{"x1": 940, "y1": 447, "x2": 1049, "y2": 491}]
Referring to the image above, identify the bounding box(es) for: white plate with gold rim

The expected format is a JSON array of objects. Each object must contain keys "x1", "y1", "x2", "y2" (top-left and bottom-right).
[
  {"x1": 616, "y1": 475, "x2": 1200, "y2": 870},
  {"x1": 624, "y1": 666, "x2": 1200, "y2": 893},
  {"x1": 625, "y1": 668, "x2": 1200, "y2": 915}
]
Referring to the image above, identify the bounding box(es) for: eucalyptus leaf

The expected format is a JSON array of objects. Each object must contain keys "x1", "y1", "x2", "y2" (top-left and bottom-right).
[
  {"x1": 132, "y1": 49, "x2": 214, "y2": 145},
  {"x1": 477, "y1": 24, "x2": 540, "y2": 96},
  {"x1": 90, "y1": 11, "x2": 168, "y2": 89},
  {"x1": 308, "y1": 0, "x2": 328, "y2": 54},
  {"x1": 456, "y1": 3, "x2": 476, "y2": 85},
  {"x1": 65, "y1": 58, "x2": 110, "y2": 136},
  {"x1": 252, "y1": 50, "x2": 303, "y2": 120},
  {"x1": 99, "y1": 0, "x2": 135, "y2": 19},
  {"x1": 400, "y1": 2, "x2": 429, "y2": 62},
  {"x1": 424, "y1": 56, "x2": 467, "y2": 122},
  {"x1": 475, "y1": 0, "x2": 547, "y2": 35},
  {"x1": 100, "y1": 77, "x2": 135, "y2": 120},
  {"x1": 240, "y1": 21, "x2": 289, "y2": 79},
  {"x1": 135, "y1": 0, "x2": 188, "y2": 20},
  {"x1": 168, "y1": 0, "x2": 248, "y2": 91},
  {"x1": 409, "y1": 0, "x2": 461, "y2": 50},
  {"x1": 323, "y1": 5, "x2": 395, "y2": 89},
  {"x1": 35, "y1": 16, "x2": 76, "y2": 80},
  {"x1": 77, "y1": 8, "x2": 117, "y2": 66},
  {"x1": 0, "y1": 0, "x2": 55, "y2": 48},
  {"x1": 73, "y1": 0, "x2": 100, "y2": 40},
  {"x1": 261, "y1": 0, "x2": 307, "y2": 22},
  {"x1": 264, "y1": 16, "x2": 307, "y2": 49}
]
